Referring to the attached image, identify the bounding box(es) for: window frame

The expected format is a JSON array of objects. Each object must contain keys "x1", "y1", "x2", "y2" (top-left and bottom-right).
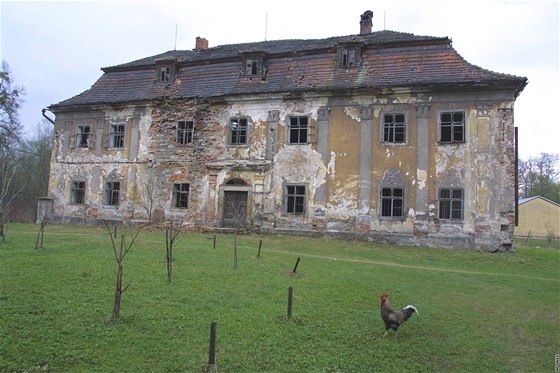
[
  {"x1": 70, "y1": 180, "x2": 86, "y2": 205},
  {"x1": 284, "y1": 184, "x2": 307, "y2": 214},
  {"x1": 109, "y1": 123, "x2": 125, "y2": 149},
  {"x1": 380, "y1": 187, "x2": 405, "y2": 219},
  {"x1": 382, "y1": 112, "x2": 407, "y2": 144},
  {"x1": 104, "y1": 181, "x2": 121, "y2": 207},
  {"x1": 176, "y1": 120, "x2": 194, "y2": 145},
  {"x1": 228, "y1": 117, "x2": 249, "y2": 146},
  {"x1": 439, "y1": 111, "x2": 466, "y2": 144},
  {"x1": 287, "y1": 116, "x2": 309, "y2": 145},
  {"x1": 75, "y1": 125, "x2": 91, "y2": 148},
  {"x1": 172, "y1": 183, "x2": 190, "y2": 209},
  {"x1": 438, "y1": 187, "x2": 464, "y2": 221},
  {"x1": 160, "y1": 66, "x2": 171, "y2": 82}
]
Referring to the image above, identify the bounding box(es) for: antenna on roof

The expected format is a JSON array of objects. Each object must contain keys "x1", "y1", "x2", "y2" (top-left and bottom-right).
[
  {"x1": 265, "y1": 12, "x2": 268, "y2": 41},
  {"x1": 174, "y1": 24, "x2": 178, "y2": 50}
]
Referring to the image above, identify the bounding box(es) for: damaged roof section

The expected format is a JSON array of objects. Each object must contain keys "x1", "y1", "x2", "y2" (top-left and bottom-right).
[{"x1": 50, "y1": 30, "x2": 527, "y2": 110}]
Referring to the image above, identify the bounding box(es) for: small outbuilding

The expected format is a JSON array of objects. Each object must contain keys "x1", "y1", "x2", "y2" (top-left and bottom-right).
[{"x1": 516, "y1": 196, "x2": 560, "y2": 239}]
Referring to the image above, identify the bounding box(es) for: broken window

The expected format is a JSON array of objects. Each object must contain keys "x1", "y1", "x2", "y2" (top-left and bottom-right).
[
  {"x1": 70, "y1": 181, "x2": 86, "y2": 204},
  {"x1": 285, "y1": 184, "x2": 306, "y2": 214},
  {"x1": 160, "y1": 66, "x2": 171, "y2": 82},
  {"x1": 341, "y1": 49, "x2": 356, "y2": 67},
  {"x1": 439, "y1": 188, "x2": 464, "y2": 220},
  {"x1": 177, "y1": 120, "x2": 194, "y2": 145},
  {"x1": 383, "y1": 113, "x2": 406, "y2": 143},
  {"x1": 104, "y1": 181, "x2": 120, "y2": 206},
  {"x1": 75, "y1": 125, "x2": 91, "y2": 148},
  {"x1": 288, "y1": 116, "x2": 308, "y2": 144},
  {"x1": 109, "y1": 123, "x2": 125, "y2": 148},
  {"x1": 245, "y1": 59, "x2": 259, "y2": 75},
  {"x1": 380, "y1": 187, "x2": 404, "y2": 218},
  {"x1": 172, "y1": 183, "x2": 190, "y2": 209},
  {"x1": 229, "y1": 117, "x2": 248, "y2": 145},
  {"x1": 440, "y1": 111, "x2": 465, "y2": 143}
]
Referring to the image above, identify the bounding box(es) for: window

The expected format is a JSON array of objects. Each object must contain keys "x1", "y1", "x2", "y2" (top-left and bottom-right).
[
  {"x1": 285, "y1": 185, "x2": 306, "y2": 214},
  {"x1": 380, "y1": 187, "x2": 404, "y2": 218},
  {"x1": 229, "y1": 117, "x2": 248, "y2": 145},
  {"x1": 245, "y1": 59, "x2": 259, "y2": 75},
  {"x1": 160, "y1": 66, "x2": 171, "y2": 82},
  {"x1": 75, "y1": 125, "x2": 91, "y2": 148},
  {"x1": 383, "y1": 114, "x2": 406, "y2": 143},
  {"x1": 288, "y1": 116, "x2": 308, "y2": 144},
  {"x1": 340, "y1": 49, "x2": 356, "y2": 67},
  {"x1": 70, "y1": 181, "x2": 86, "y2": 204},
  {"x1": 439, "y1": 188, "x2": 464, "y2": 220},
  {"x1": 104, "y1": 181, "x2": 120, "y2": 206},
  {"x1": 177, "y1": 121, "x2": 194, "y2": 145},
  {"x1": 440, "y1": 111, "x2": 465, "y2": 143},
  {"x1": 109, "y1": 124, "x2": 125, "y2": 148},
  {"x1": 172, "y1": 183, "x2": 190, "y2": 209}
]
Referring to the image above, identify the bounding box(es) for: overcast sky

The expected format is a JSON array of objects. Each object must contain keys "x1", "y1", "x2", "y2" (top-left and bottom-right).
[{"x1": 1, "y1": 0, "x2": 558, "y2": 159}]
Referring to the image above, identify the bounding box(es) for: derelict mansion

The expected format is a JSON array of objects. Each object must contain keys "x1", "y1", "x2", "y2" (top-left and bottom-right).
[{"x1": 43, "y1": 11, "x2": 527, "y2": 251}]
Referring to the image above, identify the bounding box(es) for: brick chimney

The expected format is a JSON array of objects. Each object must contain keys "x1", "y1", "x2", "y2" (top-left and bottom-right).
[
  {"x1": 195, "y1": 36, "x2": 208, "y2": 50},
  {"x1": 360, "y1": 10, "x2": 373, "y2": 35}
]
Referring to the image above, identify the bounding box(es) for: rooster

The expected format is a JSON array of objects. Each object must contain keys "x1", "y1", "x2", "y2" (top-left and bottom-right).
[{"x1": 380, "y1": 292, "x2": 419, "y2": 337}]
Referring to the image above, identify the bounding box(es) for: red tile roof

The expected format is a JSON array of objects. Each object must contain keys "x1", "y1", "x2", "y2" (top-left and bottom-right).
[{"x1": 51, "y1": 30, "x2": 527, "y2": 110}]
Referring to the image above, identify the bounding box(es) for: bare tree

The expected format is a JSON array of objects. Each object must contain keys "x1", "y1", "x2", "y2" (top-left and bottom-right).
[
  {"x1": 0, "y1": 157, "x2": 24, "y2": 243},
  {"x1": 105, "y1": 221, "x2": 140, "y2": 320},
  {"x1": 0, "y1": 60, "x2": 24, "y2": 153},
  {"x1": 165, "y1": 216, "x2": 184, "y2": 284},
  {"x1": 519, "y1": 153, "x2": 559, "y2": 202},
  {"x1": 138, "y1": 167, "x2": 161, "y2": 223}
]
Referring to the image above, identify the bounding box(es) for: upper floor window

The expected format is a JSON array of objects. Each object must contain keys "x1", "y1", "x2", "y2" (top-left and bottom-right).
[
  {"x1": 340, "y1": 49, "x2": 356, "y2": 67},
  {"x1": 440, "y1": 111, "x2": 465, "y2": 143},
  {"x1": 172, "y1": 183, "x2": 190, "y2": 209},
  {"x1": 109, "y1": 124, "x2": 125, "y2": 148},
  {"x1": 70, "y1": 181, "x2": 86, "y2": 204},
  {"x1": 177, "y1": 121, "x2": 194, "y2": 145},
  {"x1": 104, "y1": 181, "x2": 121, "y2": 206},
  {"x1": 245, "y1": 59, "x2": 259, "y2": 75},
  {"x1": 383, "y1": 113, "x2": 406, "y2": 143},
  {"x1": 229, "y1": 117, "x2": 248, "y2": 145},
  {"x1": 288, "y1": 116, "x2": 308, "y2": 144},
  {"x1": 76, "y1": 125, "x2": 91, "y2": 148},
  {"x1": 160, "y1": 66, "x2": 171, "y2": 82},
  {"x1": 439, "y1": 188, "x2": 464, "y2": 220},
  {"x1": 285, "y1": 184, "x2": 306, "y2": 214}
]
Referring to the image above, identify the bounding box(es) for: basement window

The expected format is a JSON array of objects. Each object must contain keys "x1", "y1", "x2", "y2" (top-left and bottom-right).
[
  {"x1": 75, "y1": 125, "x2": 91, "y2": 148},
  {"x1": 383, "y1": 113, "x2": 406, "y2": 143},
  {"x1": 439, "y1": 188, "x2": 464, "y2": 220},
  {"x1": 288, "y1": 116, "x2": 308, "y2": 144},
  {"x1": 70, "y1": 181, "x2": 86, "y2": 205},
  {"x1": 229, "y1": 117, "x2": 249, "y2": 145},
  {"x1": 104, "y1": 181, "x2": 121, "y2": 206},
  {"x1": 172, "y1": 183, "x2": 190, "y2": 209},
  {"x1": 439, "y1": 111, "x2": 465, "y2": 143},
  {"x1": 177, "y1": 120, "x2": 194, "y2": 145},
  {"x1": 285, "y1": 184, "x2": 306, "y2": 214}
]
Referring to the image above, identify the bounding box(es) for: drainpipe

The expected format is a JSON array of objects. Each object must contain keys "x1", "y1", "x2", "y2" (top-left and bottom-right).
[{"x1": 42, "y1": 108, "x2": 55, "y2": 125}]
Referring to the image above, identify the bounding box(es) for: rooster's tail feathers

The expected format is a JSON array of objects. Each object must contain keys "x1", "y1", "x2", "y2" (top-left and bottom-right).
[{"x1": 404, "y1": 305, "x2": 419, "y2": 317}]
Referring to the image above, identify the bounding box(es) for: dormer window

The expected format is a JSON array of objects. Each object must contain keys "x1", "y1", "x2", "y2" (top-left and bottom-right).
[
  {"x1": 337, "y1": 45, "x2": 361, "y2": 68},
  {"x1": 240, "y1": 52, "x2": 266, "y2": 77},
  {"x1": 160, "y1": 66, "x2": 171, "y2": 82}
]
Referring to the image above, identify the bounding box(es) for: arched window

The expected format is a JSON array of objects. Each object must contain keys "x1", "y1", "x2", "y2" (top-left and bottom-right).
[{"x1": 226, "y1": 179, "x2": 248, "y2": 186}]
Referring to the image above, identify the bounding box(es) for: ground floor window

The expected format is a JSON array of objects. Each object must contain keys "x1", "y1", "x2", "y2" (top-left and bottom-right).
[
  {"x1": 173, "y1": 183, "x2": 190, "y2": 208},
  {"x1": 285, "y1": 184, "x2": 306, "y2": 214},
  {"x1": 439, "y1": 188, "x2": 463, "y2": 220},
  {"x1": 70, "y1": 181, "x2": 86, "y2": 204},
  {"x1": 380, "y1": 187, "x2": 404, "y2": 218},
  {"x1": 104, "y1": 181, "x2": 120, "y2": 206}
]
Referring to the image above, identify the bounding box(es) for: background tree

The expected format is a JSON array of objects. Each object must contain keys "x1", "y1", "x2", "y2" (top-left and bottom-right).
[{"x1": 518, "y1": 152, "x2": 560, "y2": 203}]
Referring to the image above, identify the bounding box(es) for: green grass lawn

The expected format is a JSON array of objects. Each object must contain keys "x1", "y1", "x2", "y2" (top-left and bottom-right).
[{"x1": 1, "y1": 224, "x2": 558, "y2": 372}]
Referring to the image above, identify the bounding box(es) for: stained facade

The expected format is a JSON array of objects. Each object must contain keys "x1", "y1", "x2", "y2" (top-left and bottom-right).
[{"x1": 45, "y1": 11, "x2": 527, "y2": 251}]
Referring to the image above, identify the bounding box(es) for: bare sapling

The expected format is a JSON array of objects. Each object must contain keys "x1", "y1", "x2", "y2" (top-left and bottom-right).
[
  {"x1": 105, "y1": 221, "x2": 140, "y2": 320},
  {"x1": 165, "y1": 216, "x2": 184, "y2": 284}
]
